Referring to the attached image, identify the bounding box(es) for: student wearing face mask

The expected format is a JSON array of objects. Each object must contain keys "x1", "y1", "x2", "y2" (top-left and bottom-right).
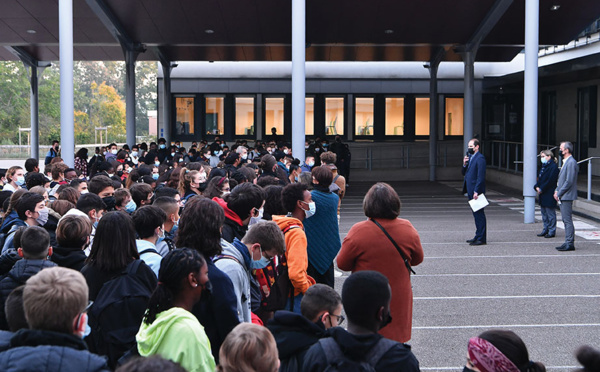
[
  {"x1": 534, "y1": 150, "x2": 559, "y2": 239},
  {"x1": 213, "y1": 183, "x2": 265, "y2": 244},
  {"x1": 3, "y1": 166, "x2": 25, "y2": 193},
  {"x1": 153, "y1": 197, "x2": 180, "y2": 257},
  {"x1": 215, "y1": 221, "x2": 285, "y2": 323},
  {"x1": 132, "y1": 206, "x2": 167, "y2": 277},
  {"x1": 268, "y1": 284, "x2": 342, "y2": 372},
  {"x1": 272, "y1": 183, "x2": 317, "y2": 314}
]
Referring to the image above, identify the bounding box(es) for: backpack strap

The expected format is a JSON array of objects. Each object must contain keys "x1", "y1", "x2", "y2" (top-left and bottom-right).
[
  {"x1": 213, "y1": 254, "x2": 243, "y2": 266},
  {"x1": 365, "y1": 338, "x2": 398, "y2": 367},
  {"x1": 333, "y1": 174, "x2": 340, "y2": 183},
  {"x1": 319, "y1": 338, "x2": 345, "y2": 367},
  {"x1": 282, "y1": 225, "x2": 301, "y2": 234},
  {"x1": 125, "y1": 259, "x2": 143, "y2": 276},
  {"x1": 139, "y1": 248, "x2": 160, "y2": 256}
]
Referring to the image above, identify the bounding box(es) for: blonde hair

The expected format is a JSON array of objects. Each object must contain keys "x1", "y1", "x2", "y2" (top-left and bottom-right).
[
  {"x1": 24, "y1": 267, "x2": 88, "y2": 334},
  {"x1": 218, "y1": 323, "x2": 279, "y2": 372},
  {"x1": 178, "y1": 168, "x2": 200, "y2": 196}
]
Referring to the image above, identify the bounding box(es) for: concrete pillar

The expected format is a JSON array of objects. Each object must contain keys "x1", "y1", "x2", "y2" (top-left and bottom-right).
[
  {"x1": 523, "y1": 0, "x2": 539, "y2": 224},
  {"x1": 292, "y1": 0, "x2": 306, "y2": 163},
  {"x1": 429, "y1": 64, "x2": 439, "y2": 181},
  {"x1": 463, "y1": 50, "x2": 475, "y2": 153},
  {"x1": 125, "y1": 50, "x2": 137, "y2": 147},
  {"x1": 59, "y1": 0, "x2": 74, "y2": 167}
]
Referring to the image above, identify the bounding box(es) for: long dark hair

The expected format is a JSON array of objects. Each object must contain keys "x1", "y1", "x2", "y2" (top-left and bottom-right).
[
  {"x1": 144, "y1": 248, "x2": 206, "y2": 325},
  {"x1": 175, "y1": 197, "x2": 224, "y2": 257},
  {"x1": 86, "y1": 211, "x2": 139, "y2": 272}
]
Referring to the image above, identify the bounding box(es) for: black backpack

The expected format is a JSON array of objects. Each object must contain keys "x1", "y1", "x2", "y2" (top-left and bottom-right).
[
  {"x1": 87, "y1": 260, "x2": 153, "y2": 368},
  {"x1": 319, "y1": 337, "x2": 397, "y2": 372}
]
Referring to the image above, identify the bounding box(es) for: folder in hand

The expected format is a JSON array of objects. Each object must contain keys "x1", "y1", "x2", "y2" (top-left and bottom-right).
[{"x1": 468, "y1": 193, "x2": 489, "y2": 212}]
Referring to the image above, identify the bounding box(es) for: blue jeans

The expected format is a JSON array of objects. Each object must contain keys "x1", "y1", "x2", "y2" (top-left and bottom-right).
[
  {"x1": 285, "y1": 293, "x2": 304, "y2": 314},
  {"x1": 540, "y1": 206, "x2": 556, "y2": 235}
]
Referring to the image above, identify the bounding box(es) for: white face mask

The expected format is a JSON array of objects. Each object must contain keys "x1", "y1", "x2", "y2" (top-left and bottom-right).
[
  {"x1": 303, "y1": 201, "x2": 316, "y2": 218},
  {"x1": 111, "y1": 149, "x2": 118, "y2": 155},
  {"x1": 249, "y1": 207, "x2": 264, "y2": 226}
]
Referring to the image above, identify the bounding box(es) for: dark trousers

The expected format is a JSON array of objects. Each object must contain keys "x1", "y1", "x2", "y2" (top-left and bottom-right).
[
  {"x1": 472, "y1": 208, "x2": 487, "y2": 242},
  {"x1": 307, "y1": 262, "x2": 335, "y2": 288}
]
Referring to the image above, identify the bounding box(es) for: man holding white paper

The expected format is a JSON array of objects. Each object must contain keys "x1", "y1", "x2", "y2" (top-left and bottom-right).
[{"x1": 462, "y1": 138, "x2": 487, "y2": 245}]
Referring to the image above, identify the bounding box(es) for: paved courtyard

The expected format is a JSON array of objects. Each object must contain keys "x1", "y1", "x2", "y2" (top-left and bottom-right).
[{"x1": 335, "y1": 180, "x2": 600, "y2": 371}]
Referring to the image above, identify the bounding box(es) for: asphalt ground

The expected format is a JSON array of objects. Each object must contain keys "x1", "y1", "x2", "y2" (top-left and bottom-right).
[{"x1": 334, "y1": 180, "x2": 600, "y2": 371}]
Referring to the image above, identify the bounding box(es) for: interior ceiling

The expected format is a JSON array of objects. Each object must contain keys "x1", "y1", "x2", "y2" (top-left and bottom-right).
[{"x1": 0, "y1": 0, "x2": 598, "y2": 63}]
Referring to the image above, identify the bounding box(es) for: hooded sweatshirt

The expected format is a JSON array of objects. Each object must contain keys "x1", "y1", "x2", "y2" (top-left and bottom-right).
[
  {"x1": 213, "y1": 197, "x2": 247, "y2": 243},
  {"x1": 136, "y1": 307, "x2": 215, "y2": 372},
  {"x1": 214, "y1": 238, "x2": 252, "y2": 323},
  {"x1": 303, "y1": 327, "x2": 420, "y2": 372},
  {"x1": 273, "y1": 216, "x2": 315, "y2": 296}
]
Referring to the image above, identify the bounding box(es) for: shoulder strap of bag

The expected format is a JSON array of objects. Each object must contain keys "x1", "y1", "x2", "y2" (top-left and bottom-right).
[
  {"x1": 370, "y1": 219, "x2": 416, "y2": 275},
  {"x1": 365, "y1": 338, "x2": 398, "y2": 367}
]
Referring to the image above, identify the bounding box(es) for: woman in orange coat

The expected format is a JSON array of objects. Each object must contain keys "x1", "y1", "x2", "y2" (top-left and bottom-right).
[{"x1": 337, "y1": 182, "x2": 423, "y2": 343}]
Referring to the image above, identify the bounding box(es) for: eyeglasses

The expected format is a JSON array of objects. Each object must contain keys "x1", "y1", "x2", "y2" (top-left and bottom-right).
[{"x1": 329, "y1": 314, "x2": 345, "y2": 326}]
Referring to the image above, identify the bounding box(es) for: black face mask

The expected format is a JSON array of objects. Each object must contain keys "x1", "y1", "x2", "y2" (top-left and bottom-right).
[
  {"x1": 198, "y1": 182, "x2": 208, "y2": 192},
  {"x1": 380, "y1": 311, "x2": 392, "y2": 329},
  {"x1": 117, "y1": 171, "x2": 123, "y2": 177},
  {"x1": 467, "y1": 148, "x2": 475, "y2": 155},
  {"x1": 102, "y1": 196, "x2": 116, "y2": 212}
]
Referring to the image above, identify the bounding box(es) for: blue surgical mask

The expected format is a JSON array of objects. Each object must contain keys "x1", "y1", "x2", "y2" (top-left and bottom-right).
[
  {"x1": 159, "y1": 144, "x2": 166, "y2": 149},
  {"x1": 250, "y1": 247, "x2": 271, "y2": 269},
  {"x1": 541, "y1": 157, "x2": 548, "y2": 164},
  {"x1": 131, "y1": 151, "x2": 138, "y2": 157},
  {"x1": 15, "y1": 176, "x2": 25, "y2": 186},
  {"x1": 152, "y1": 173, "x2": 159, "y2": 180},
  {"x1": 154, "y1": 161, "x2": 160, "y2": 167},
  {"x1": 125, "y1": 200, "x2": 137, "y2": 214}
]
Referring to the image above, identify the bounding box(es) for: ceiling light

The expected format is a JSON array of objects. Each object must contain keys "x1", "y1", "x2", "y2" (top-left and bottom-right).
[
  {"x1": 550, "y1": 5, "x2": 560, "y2": 11},
  {"x1": 205, "y1": 29, "x2": 214, "y2": 34},
  {"x1": 26, "y1": 29, "x2": 36, "y2": 34},
  {"x1": 384, "y1": 29, "x2": 394, "y2": 34}
]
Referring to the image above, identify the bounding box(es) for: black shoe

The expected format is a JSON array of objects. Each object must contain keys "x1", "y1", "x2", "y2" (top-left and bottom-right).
[
  {"x1": 555, "y1": 244, "x2": 567, "y2": 250},
  {"x1": 470, "y1": 240, "x2": 486, "y2": 246},
  {"x1": 544, "y1": 234, "x2": 555, "y2": 238},
  {"x1": 537, "y1": 231, "x2": 549, "y2": 237},
  {"x1": 556, "y1": 245, "x2": 575, "y2": 251},
  {"x1": 466, "y1": 238, "x2": 476, "y2": 243}
]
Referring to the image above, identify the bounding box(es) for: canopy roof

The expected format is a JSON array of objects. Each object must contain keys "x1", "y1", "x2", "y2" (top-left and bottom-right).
[{"x1": 0, "y1": 0, "x2": 598, "y2": 63}]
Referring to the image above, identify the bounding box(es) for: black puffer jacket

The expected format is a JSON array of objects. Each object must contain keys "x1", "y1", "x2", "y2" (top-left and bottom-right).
[
  {"x1": 267, "y1": 310, "x2": 327, "y2": 372},
  {"x1": 0, "y1": 259, "x2": 56, "y2": 330},
  {"x1": 50, "y1": 245, "x2": 86, "y2": 272},
  {"x1": 0, "y1": 329, "x2": 109, "y2": 372}
]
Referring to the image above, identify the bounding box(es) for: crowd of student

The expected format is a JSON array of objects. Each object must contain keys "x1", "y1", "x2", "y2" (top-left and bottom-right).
[{"x1": 0, "y1": 138, "x2": 595, "y2": 372}]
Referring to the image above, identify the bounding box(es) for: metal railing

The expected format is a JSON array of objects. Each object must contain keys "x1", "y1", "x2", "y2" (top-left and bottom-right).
[
  {"x1": 489, "y1": 140, "x2": 557, "y2": 173},
  {"x1": 351, "y1": 142, "x2": 462, "y2": 170},
  {"x1": 577, "y1": 156, "x2": 600, "y2": 201}
]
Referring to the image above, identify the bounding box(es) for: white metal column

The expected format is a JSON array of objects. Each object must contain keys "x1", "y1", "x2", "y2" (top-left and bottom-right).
[
  {"x1": 291, "y1": 0, "x2": 306, "y2": 163},
  {"x1": 523, "y1": 0, "x2": 538, "y2": 223},
  {"x1": 429, "y1": 64, "x2": 439, "y2": 181},
  {"x1": 59, "y1": 0, "x2": 74, "y2": 166},
  {"x1": 463, "y1": 51, "x2": 475, "y2": 152}
]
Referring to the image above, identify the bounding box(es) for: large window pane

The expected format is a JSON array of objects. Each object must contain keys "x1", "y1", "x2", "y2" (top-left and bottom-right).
[
  {"x1": 235, "y1": 97, "x2": 255, "y2": 135},
  {"x1": 266, "y1": 97, "x2": 284, "y2": 136},
  {"x1": 385, "y1": 97, "x2": 404, "y2": 135},
  {"x1": 325, "y1": 97, "x2": 344, "y2": 135},
  {"x1": 175, "y1": 97, "x2": 194, "y2": 135},
  {"x1": 445, "y1": 97, "x2": 464, "y2": 136},
  {"x1": 305, "y1": 97, "x2": 314, "y2": 135},
  {"x1": 415, "y1": 98, "x2": 430, "y2": 136},
  {"x1": 205, "y1": 97, "x2": 224, "y2": 135},
  {"x1": 355, "y1": 98, "x2": 374, "y2": 136}
]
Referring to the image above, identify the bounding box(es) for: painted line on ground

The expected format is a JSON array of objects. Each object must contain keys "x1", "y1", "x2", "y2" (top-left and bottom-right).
[
  {"x1": 413, "y1": 273, "x2": 600, "y2": 277},
  {"x1": 424, "y1": 254, "x2": 600, "y2": 259},
  {"x1": 420, "y1": 367, "x2": 576, "y2": 370},
  {"x1": 413, "y1": 323, "x2": 600, "y2": 330},
  {"x1": 414, "y1": 294, "x2": 600, "y2": 300}
]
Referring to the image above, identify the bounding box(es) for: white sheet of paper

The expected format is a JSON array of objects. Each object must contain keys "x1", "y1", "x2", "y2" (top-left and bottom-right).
[{"x1": 469, "y1": 193, "x2": 489, "y2": 212}]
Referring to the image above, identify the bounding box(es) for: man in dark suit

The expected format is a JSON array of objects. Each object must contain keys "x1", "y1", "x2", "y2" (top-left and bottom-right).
[
  {"x1": 463, "y1": 138, "x2": 487, "y2": 245},
  {"x1": 554, "y1": 141, "x2": 578, "y2": 251}
]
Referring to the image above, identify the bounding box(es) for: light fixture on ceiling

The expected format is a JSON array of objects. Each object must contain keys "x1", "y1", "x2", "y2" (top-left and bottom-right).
[
  {"x1": 205, "y1": 29, "x2": 214, "y2": 34},
  {"x1": 26, "y1": 29, "x2": 36, "y2": 34},
  {"x1": 384, "y1": 29, "x2": 394, "y2": 34},
  {"x1": 550, "y1": 5, "x2": 560, "y2": 11}
]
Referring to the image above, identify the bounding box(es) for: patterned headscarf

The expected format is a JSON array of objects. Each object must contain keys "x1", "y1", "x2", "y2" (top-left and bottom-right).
[{"x1": 468, "y1": 337, "x2": 520, "y2": 372}]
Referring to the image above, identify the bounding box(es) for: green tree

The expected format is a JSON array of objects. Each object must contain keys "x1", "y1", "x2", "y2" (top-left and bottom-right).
[{"x1": 90, "y1": 82, "x2": 126, "y2": 143}]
